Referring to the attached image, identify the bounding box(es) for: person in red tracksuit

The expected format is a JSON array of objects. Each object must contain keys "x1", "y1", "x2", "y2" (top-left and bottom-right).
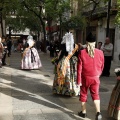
[{"x1": 77, "y1": 32, "x2": 104, "y2": 120}]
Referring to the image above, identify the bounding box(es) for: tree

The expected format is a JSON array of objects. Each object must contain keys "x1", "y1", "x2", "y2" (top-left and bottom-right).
[
  {"x1": 19, "y1": 0, "x2": 70, "y2": 51},
  {"x1": 0, "y1": 0, "x2": 15, "y2": 36},
  {"x1": 45, "y1": 0, "x2": 71, "y2": 41},
  {"x1": 61, "y1": 15, "x2": 86, "y2": 30},
  {"x1": 4, "y1": 0, "x2": 71, "y2": 52},
  {"x1": 19, "y1": 0, "x2": 47, "y2": 52}
]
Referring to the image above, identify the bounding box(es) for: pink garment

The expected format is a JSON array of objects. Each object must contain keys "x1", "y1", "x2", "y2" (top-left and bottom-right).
[
  {"x1": 77, "y1": 48, "x2": 104, "y2": 85},
  {"x1": 80, "y1": 76, "x2": 100, "y2": 102},
  {"x1": 21, "y1": 47, "x2": 42, "y2": 69},
  {"x1": 77, "y1": 48, "x2": 104, "y2": 102}
]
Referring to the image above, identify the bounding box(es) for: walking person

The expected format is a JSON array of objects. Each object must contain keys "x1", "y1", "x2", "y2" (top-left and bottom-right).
[
  {"x1": 77, "y1": 32, "x2": 104, "y2": 120},
  {"x1": 108, "y1": 68, "x2": 120, "y2": 120},
  {"x1": 101, "y1": 37, "x2": 113, "y2": 77},
  {"x1": 6, "y1": 36, "x2": 12, "y2": 57},
  {"x1": 21, "y1": 35, "x2": 42, "y2": 70},
  {"x1": 97, "y1": 42, "x2": 102, "y2": 50},
  {"x1": 49, "y1": 41, "x2": 55, "y2": 57},
  {"x1": 0, "y1": 37, "x2": 3, "y2": 67},
  {"x1": 53, "y1": 32, "x2": 79, "y2": 96},
  {"x1": 36, "y1": 40, "x2": 41, "y2": 52},
  {"x1": 2, "y1": 36, "x2": 7, "y2": 66},
  {"x1": 17, "y1": 38, "x2": 23, "y2": 52}
]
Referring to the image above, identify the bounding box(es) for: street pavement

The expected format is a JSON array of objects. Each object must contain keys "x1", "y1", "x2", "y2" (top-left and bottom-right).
[{"x1": 0, "y1": 51, "x2": 118, "y2": 120}]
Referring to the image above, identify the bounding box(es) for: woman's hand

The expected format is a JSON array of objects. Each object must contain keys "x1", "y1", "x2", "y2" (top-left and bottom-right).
[
  {"x1": 77, "y1": 83, "x2": 82, "y2": 88},
  {"x1": 117, "y1": 76, "x2": 120, "y2": 80},
  {"x1": 78, "y1": 43, "x2": 83, "y2": 48}
]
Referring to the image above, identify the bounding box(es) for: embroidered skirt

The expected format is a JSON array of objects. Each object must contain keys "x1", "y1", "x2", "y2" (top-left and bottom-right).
[
  {"x1": 108, "y1": 80, "x2": 120, "y2": 120},
  {"x1": 21, "y1": 48, "x2": 42, "y2": 69}
]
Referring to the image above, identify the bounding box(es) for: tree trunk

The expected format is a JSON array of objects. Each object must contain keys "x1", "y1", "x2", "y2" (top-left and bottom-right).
[
  {"x1": 59, "y1": 16, "x2": 62, "y2": 42},
  {"x1": 47, "y1": 19, "x2": 52, "y2": 42},
  {"x1": 41, "y1": 20, "x2": 46, "y2": 53},
  {"x1": 37, "y1": 31, "x2": 40, "y2": 41},
  {"x1": 0, "y1": 12, "x2": 3, "y2": 37}
]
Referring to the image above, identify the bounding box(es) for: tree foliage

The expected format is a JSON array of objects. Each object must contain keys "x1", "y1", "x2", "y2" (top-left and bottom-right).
[
  {"x1": 61, "y1": 15, "x2": 86, "y2": 30},
  {"x1": 0, "y1": 0, "x2": 21, "y2": 36},
  {"x1": 115, "y1": 0, "x2": 120, "y2": 24},
  {"x1": 45, "y1": 0, "x2": 71, "y2": 19},
  {"x1": 4, "y1": 0, "x2": 44, "y2": 32}
]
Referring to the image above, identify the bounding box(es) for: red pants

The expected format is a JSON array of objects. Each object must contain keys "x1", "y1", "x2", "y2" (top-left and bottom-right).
[{"x1": 80, "y1": 76, "x2": 100, "y2": 102}]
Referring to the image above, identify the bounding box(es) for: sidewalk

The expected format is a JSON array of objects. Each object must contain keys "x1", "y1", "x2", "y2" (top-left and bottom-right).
[
  {"x1": 0, "y1": 51, "x2": 116, "y2": 120},
  {"x1": 42, "y1": 52, "x2": 117, "y2": 120}
]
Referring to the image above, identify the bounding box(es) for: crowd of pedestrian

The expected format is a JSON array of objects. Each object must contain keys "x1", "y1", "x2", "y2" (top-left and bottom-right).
[
  {"x1": 45, "y1": 40, "x2": 60, "y2": 58},
  {"x1": 0, "y1": 33, "x2": 119, "y2": 120},
  {"x1": 0, "y1": 36, "x2": 12, "y2": 67},
  {"x1": 0, "y1": 35, "x2": 42, "y2": 68},
  {"x1": 51, "y1": 32, "x2": 119, "y2": 120},
  {"x1": 21, "y1": 35, "x2": 42, "y2": 70}
]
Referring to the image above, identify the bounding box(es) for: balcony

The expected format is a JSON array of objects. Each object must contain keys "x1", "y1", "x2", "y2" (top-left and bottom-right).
[{"x1": 82, "y1": 1, "x2": 117, "y2": 19}]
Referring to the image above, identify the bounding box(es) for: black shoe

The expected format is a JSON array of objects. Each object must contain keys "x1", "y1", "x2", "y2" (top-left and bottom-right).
[
  {"x1": 95, "y1": 112, "x2": 102, "y2": 120},
  {"x1": 78, "y1": 111, "x2": 87, "y2": 118}
]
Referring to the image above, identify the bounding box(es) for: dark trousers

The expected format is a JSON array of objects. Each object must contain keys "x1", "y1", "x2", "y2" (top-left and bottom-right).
[
  {"x1": 50, "y1": 50, "x2": 54, "y2": 57},
  {"x1": 102, "y1": 56, "x2": 112, "y2": 76},
  {"x1": 8, "y1": 48, "x2": 11, "y2": 57},
  {"x1": 2, "y1": 53, "x2": 6, "y2": 65}
]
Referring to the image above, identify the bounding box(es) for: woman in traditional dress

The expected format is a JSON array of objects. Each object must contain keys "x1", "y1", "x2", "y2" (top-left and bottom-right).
[
  {"x1": 108, "y1": 69, "x2": 120, "y2": 120},
  {"x1": 52, "y1": 32, "x2": 79, "y2": 96},
  {"x1": 21, "y1": 35, "x2": 42, "y2": 70}
]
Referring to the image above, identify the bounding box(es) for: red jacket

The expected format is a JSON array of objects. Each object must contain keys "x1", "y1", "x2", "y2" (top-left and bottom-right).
[{"x1": 77, "y1": 48, "x2": 104, "y2": 85}]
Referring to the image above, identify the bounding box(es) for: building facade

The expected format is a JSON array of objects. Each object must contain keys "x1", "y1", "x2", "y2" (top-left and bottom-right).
[{"x1": 72, "y1": 0, "x2": 119, "y2": 62}]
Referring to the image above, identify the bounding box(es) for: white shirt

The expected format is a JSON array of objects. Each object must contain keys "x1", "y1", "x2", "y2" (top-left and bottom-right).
[{"x1": 101, "y1": 43, "x2": 113, "y2": 56}]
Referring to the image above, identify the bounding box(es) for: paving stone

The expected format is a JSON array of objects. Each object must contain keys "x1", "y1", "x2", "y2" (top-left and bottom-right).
[
  {"x1": 13, "y1": 110, "x2": 27, "y2": 115},
  {"x1": 28, "y1": 109, "x2": 42, "y2": 114},
  {"x1": 0, "y1": 52, "x2": 118, "y2": 120},
  {"x1": 13, "y1": 115, "x2": 46, "y2": 120},
  {"x1": 0, "y1": 115, "x2": 13, "y2": 120}
]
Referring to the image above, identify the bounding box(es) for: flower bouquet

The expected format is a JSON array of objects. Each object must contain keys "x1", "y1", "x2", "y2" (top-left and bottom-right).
[
  {"x1": 114, "y1": 68, "x2": 120, "y2": 76},
  {"x1": 51, "y1": 57, "x2": 58, "y2": 64}
]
